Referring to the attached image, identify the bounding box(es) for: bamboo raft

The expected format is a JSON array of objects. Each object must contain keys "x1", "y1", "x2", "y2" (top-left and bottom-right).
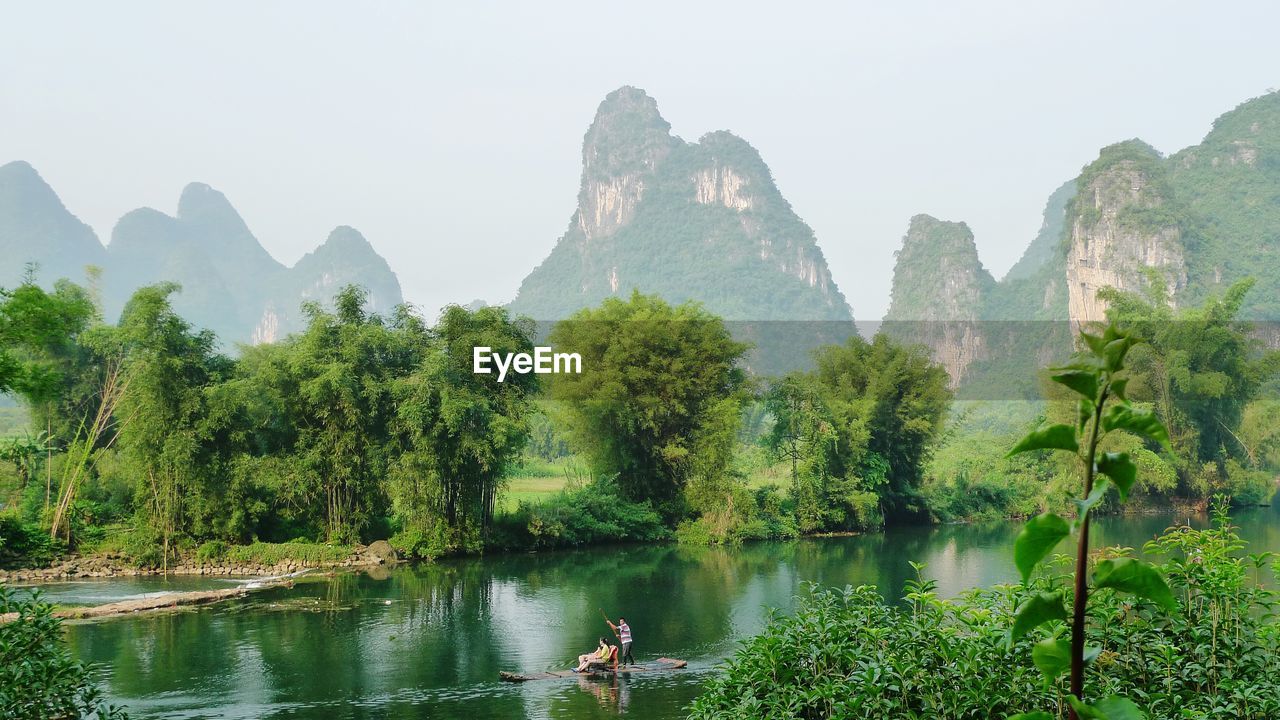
[{"x1": 499, "y1": 657, "x2": 687, "y2": 682}]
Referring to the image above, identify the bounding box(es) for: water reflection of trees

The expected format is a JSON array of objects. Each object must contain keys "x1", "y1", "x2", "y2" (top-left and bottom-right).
[{"x1": 65, "y1": 508, "x2": 1280, "y2": 719}]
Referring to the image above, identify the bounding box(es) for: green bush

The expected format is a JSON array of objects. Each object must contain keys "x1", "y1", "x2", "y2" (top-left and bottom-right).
[
  {"x1": 0, "y1": 516, "x2": 64, "y2": 568},
  {"x1": 493, "y1": 476, "x2": 669, "y2": 549},
  {"x1": 1224, "y1": 459, "x2": 1276, "y2": 506},
  {"x1": 111, "y1": 528, "x2": 165, "y2": 569},
  {"x1": 0, "y1": 587, "x2": 128, "y2": 719},
  {"x1": 221, "y1": 541, "x2": 351, "y2": 567},
  {"x1": 689, "y1": 514, "x2": 1280, "y2": 719},
  {"x1": 389, "y1": 523, "x2": 460, "y2": 561},
  {"x1": 195, "y1": 540, "x2": 228, "y2": 564}
]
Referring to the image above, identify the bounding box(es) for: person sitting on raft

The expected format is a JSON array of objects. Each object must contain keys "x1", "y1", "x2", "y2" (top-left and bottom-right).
[{"x1": 572, "y1": 637, "x2": 612, "y2": 672}]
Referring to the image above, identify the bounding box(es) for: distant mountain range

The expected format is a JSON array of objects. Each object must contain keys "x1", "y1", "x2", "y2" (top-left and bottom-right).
[
  {"x1": 885, "y1": 90, "x2": 1280, "y2": 393},
  {"x1": 0, "y1": 160, "x2": 402, "y2": 347},
  {"x1": 8, "y1": 87, "x2": 1279, "y2": 379}
]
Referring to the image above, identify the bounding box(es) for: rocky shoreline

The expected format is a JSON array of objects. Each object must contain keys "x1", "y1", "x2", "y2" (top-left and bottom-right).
[{"x1": 0, "y1": 540, "x2": 399, "y2": 585}]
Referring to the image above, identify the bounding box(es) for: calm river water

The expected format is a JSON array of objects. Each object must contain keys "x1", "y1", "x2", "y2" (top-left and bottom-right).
[{"x1": 39, "y1": 505, "x2": 1280, "y2": 720}]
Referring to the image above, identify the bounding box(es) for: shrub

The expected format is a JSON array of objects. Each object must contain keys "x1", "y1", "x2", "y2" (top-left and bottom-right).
[
  {"x1": 195, "y1": 540, "x2": 228, "y2": 564},
  {"x1": 494, "y1": 476, "x2": 669, "y2": 549},
  {"x1": 0, "y1": 587, "x2": 129, "y2": 719},
  {"x1": 0, "y1": 515, "x2": 64, "y2": 568},
  {"x1": 389, "y1": 523, "x2": 461, "y2": 561},
  {"x1": 1224, "y1": 459, "x2": 1276, "y2": 506},
  {"x1": 221, "y1": 541, "x2": 351, "y2": 567},
  {"x1": 688, "y1": 514, "x2": 1280, "y2": 720}
]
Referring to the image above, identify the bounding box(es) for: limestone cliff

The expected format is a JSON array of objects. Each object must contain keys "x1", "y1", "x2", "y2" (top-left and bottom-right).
[
  {"x1": 1064, "y1": 141, "x2": 1186, "y2": 326},
  {"x1": 575, "y1": 87, "x2": 677, "y2": 242},
  {"x1": 883, "y1": 215, "x2": 993, "y2": 384},
  {"x1": 509, "y1": 86, "x2": 851, "y2": 325}
]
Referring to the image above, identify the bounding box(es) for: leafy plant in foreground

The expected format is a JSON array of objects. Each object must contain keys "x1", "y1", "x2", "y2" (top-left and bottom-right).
[
  {"x1": 0, "y1": 587, "x2": 128, "y2": 719},
  {"x1": 1007, "y1": 323, "x2": 1175, "y2": 720}
]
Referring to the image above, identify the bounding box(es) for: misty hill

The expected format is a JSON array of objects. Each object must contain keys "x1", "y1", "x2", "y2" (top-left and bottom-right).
[
  {"x1": 0, "y1": 161, "x2": 107, "y2": 289},
  {"x1": 885, "y1": 89, "x2": 1280, "y2": 391},
  {"x1": 0, "y1": 161, "x2": 402, "y2": 347},
  {"x1": 510, "y1": 87, "x2": 853, "y2": 324}
]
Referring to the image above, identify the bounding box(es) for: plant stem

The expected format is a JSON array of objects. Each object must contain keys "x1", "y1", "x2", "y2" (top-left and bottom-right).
[{"x1": 1069, "y1": 389, "x2": 1106, "y2": 718}]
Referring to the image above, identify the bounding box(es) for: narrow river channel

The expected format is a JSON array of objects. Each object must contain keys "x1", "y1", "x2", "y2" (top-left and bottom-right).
[{"x1": 35, "y1": 505, "x2": 1280, "y2": 719}]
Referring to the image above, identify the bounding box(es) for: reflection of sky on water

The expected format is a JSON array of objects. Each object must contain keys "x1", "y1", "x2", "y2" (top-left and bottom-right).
[
  {"x1": 15, "y1": 575, "x2": 254, "y2": 606},
  {"x1": 55, "y1": 504, "x2": 1280, "y2": 720}
]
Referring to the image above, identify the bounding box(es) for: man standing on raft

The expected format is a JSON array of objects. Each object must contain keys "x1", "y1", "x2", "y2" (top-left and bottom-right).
[{"x1": 606, "y1": 616, "x2": 635, "y2": 667}]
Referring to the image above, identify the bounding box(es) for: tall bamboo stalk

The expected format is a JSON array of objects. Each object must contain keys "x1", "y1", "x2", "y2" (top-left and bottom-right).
[{"x1": 49, "y1": 360, "x2": 130, "y2": 541}]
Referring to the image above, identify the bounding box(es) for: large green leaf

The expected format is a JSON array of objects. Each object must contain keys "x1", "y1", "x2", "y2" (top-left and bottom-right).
[
  {"x1": 1110, "y1": 377, "x2": 1129, "y2": 402},
  {"x1": 1094, "y1": 696, "x2": 1147, "y2": 720},
  {"x1": 1081, "y1": 330, "x2": 1107, "y2": 355},
  {"x1": 1007, "y1": 424, "x2": 1078, "y2": 457},
  {"x1": 1102, "y1": 337, "x2": 1133, "y2": 372},
  {"x1": 1093, "y1": 558, "x2": 1177, "y2": 610},
  {"x1": 1014, "y1": 513, "x2": 1070, "y2": 583},
  {"x1": 1096, "y1": 452, "x2": 1137, "y2": 501},
  {"x1": 1102, "y1": 405, "x2": 1170, "y2": 450},
  {"x1": 1050, "y1": 368, "x2": 1098, "y2": 401},
  {"x1": 1031, "y1": 637, "x2": 1070, "y2": 682},
  {"x1": 1074, "y1": 479, "x2": 1112, "y2": 522},
  {"x1": 1010, "y1": 591, "x2": 1067, "y2": 643},
  {"x1": 1077, "y1": 398, "x2": 1095, "y2": 431},
  {"x1": 1067, "y1": 694, "x2": 1147, "y2": 720}
]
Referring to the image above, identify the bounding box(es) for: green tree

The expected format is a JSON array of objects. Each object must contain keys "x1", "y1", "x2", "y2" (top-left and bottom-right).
[
  {"x1": 112, "y1": 283, "x2": 230, "y2": 567},
  {"x1": 767, "y1": 334, "x2": 951, "y2": 529},
  {"x1": 548, "y1": 292, "x2": 749, "y2": 515},
  {"x1": 280, "y1": 287, "x2": 424, "y2": 544},
  {"x1": 1101, "y1": 277, "x2": 1279, "y2": 498},
  {"x1": 764, "y1": 372, "x2": 850, "y2": 531},
  {"x1": 0, "y1": 273, "x2": 95, "y2": 405},
  {"x1": 390, "y1": 304, "x2": 537, "y2": 553}
]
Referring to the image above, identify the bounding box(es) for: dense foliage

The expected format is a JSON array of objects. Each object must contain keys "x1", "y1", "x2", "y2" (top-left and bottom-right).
[
  {"x1": 688, "y1": 505, "x2": 1280, "y2": 720},
  {"x1": 766, "y1": 335, "x2": 951, "y2": 529},
  {"x1": 494, "y1": 476, "x2": 670, "y2": 549},
  {"x1": 1101, "y1": 278, "x2": 1280, "y2": 503},
  {"x1": 925, "y1": 282, "x2": 1279, "y2": 523},
  {"x1": 0, "y1": 279, "x2": 538, "y2": 565},
  {"x1": 548, "y1": 292, "x2": 750, "y2": 518},
  {"x1": 0, "y1": 587, "x2": 128, "y2": 720}
]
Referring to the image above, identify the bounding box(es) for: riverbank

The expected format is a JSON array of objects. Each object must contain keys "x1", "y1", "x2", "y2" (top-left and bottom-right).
[
  {"x1": 0, "y1": 499, "x2": 1223, "y2": 584},
  {"x1": 52, "y1": 504, "x2": 1280, "y2": 720},
  {"x1": 1, "y1": 573, "x2": 305, "y2": 624},
  {"x1": 0, "y1": 540, "x2": 399, "y2": 584}
]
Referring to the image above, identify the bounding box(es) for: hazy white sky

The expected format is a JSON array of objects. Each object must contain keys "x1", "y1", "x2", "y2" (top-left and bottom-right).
[{"x1": 3, "y1": 1, "x2": 1277, "y2": 320}]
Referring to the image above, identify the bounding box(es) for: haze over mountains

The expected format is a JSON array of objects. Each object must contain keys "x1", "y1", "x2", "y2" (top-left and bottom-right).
[
  {"x1": 884, "y1": 89, "x2": 1280, "y2": 389},
  {"x1": 5, "y1": 85, "x2": 1280, "y2": 379},
  {"x1": 0, "y1": 160, "x2": 402, "y2": 347}
]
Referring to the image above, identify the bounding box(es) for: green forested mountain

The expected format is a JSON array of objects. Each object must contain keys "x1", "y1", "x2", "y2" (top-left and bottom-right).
[
  {"x1": 0, "y1": 161, "x2": 107, "y2": 289},
  {"x1": 510, "y1": 87, "x2": 853, "y2": 324},
  {"x1": 0, "y1": 162, "x2": 402, "y2": 347},
  {"x1": 885, "y1": 89, "x2": 1280, "y2": 390},
  {"x1": 254, "y1": 225, "x2": 402, "y2": 344}
]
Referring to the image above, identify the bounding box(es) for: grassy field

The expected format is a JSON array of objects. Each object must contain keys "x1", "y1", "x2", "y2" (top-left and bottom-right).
[
  {"x1": 496, "y1": 450, "x2": 793, "y2": 514},
  {"x1": 0, "y1": 406, "x2": 30, "y2": 439},
  {"x1": 498, "y1": 456, "x2": 590, "y2": 513}
]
